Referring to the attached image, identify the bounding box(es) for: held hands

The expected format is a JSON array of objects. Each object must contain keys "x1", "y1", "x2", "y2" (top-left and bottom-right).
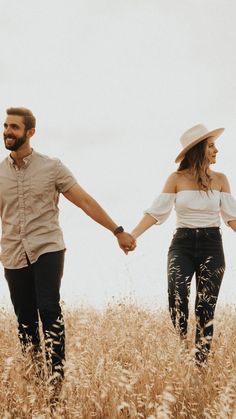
[{"x1": 116, "y1": 232, "x2": 137, "y2": 255}]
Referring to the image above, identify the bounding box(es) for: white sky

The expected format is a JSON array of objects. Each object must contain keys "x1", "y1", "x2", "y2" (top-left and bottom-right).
[{"x1": 0, "y1": 0, "x2": 236, "y2": 308}]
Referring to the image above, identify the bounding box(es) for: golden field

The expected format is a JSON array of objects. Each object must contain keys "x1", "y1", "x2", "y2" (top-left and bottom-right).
[{"x1": 0, "y1": 302, "x2": 236, "y2": 418}]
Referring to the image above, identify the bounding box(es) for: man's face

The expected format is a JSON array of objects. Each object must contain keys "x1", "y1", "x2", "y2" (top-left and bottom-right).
[{"x1": 3, "y1": 115, "x2": 28, "y2": 151}]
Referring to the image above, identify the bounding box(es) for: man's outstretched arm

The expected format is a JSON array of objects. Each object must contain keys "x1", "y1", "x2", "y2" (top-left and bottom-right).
[{"x1": 63, "y1": 183, "x2": 136, "y2": 254}]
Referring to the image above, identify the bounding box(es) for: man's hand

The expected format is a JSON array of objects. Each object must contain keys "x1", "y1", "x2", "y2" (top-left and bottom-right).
[{"x1": 116, "y1": 232, "x2": 137, "y2": 255}]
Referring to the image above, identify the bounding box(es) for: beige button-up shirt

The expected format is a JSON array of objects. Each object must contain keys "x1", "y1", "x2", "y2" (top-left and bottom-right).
[{"x1": 0, "y1": 150, "x2": 77, "y2": 269}]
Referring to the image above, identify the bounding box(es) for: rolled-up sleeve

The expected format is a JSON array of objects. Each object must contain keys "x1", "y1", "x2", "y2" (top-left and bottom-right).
[
  {"x1": 220, "y1": 192, "x2": 236, "y2": 225},
  {"x1": 55, "y1": 159, "x2": 77, "y2": 193},
  {"x1": 144, "y1": 193, "x2": 176, "y2": 225}
]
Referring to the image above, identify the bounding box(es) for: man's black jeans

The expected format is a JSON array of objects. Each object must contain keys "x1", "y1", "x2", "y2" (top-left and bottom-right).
[
  {"x1": 167, "y1": 227, "x2": 225, "y2": 363},
  {"x1": 4, "y1": 250, "x2": 65, "y2": 379}
]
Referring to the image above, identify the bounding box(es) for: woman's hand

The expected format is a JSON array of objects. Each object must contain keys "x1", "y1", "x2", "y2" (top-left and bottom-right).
[{"x1": 116, "y1": 232, "x2": 137, "y2": 254}]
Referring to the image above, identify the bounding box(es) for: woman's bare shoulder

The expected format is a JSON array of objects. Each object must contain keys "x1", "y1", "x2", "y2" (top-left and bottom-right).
[
  {"x1": 162, "y1": 172, "x2": 179, "y2": 193},
  {"x1": 211, "y1": 170, "x2": 231, "y2": 192}
]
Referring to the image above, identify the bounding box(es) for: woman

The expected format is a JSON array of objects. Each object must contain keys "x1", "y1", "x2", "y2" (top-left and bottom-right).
[{"x1": 131, "y1": 124, "x2": 236, "y2": 366}]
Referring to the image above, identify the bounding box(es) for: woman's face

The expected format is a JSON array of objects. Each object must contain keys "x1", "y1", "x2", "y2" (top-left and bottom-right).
[{"x1": 205, "y1": 137, "x2": 218, "y2": 164}]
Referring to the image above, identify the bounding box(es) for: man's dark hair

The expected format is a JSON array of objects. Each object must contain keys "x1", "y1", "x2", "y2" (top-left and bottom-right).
[{"x1": 6, "y1": 107, "x2": 36, "y2": 131}]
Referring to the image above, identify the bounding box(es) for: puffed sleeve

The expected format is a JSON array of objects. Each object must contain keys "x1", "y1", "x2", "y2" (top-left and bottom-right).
[
  {"x1": 220, "y1": 192, "x2": 236, "y2": 225},
  {"x1": 144, "y1": 193, "x2": 176, "y2": 225}
]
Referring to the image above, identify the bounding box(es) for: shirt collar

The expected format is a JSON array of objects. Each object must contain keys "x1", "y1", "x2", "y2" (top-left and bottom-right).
[{"x1": 8, "y1": 149, "x2": 34, "y2": 167}]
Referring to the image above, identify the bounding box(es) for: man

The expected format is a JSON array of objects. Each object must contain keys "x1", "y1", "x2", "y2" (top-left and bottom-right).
[{"x1": 1, "y1": 107, "x2": 136, "y2": 386}]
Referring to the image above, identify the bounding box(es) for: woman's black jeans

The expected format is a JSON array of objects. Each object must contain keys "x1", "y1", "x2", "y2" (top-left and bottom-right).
[
  {"x1": 4, "y1": 250, "x2": 65, "y2": 379},
  {"x1": 167, "y1": 227, "x2": 225, "y2": 364}
]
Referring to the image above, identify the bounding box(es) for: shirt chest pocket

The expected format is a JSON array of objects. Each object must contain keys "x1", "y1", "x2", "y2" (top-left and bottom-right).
[{"x1": 29, "y1": 175, "x2": 50, "y2": 206}]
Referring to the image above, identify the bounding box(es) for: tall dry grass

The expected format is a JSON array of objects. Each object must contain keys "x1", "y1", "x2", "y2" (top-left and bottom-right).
[{"x1": 0, "y1": 302, "x2": 236, "y2": 418}]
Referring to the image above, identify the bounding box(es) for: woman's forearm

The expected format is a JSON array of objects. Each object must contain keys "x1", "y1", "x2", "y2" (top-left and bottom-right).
[
  {"x1": 131, "y1": 214, "x2": 157, "y2": 239},
  {"x1": 228, "y1": 220, "x2": 236, "y2": 232}
]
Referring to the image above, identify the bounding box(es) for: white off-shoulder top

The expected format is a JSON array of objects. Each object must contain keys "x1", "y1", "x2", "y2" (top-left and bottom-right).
[{"x1": 145, "y1": 190, "x2": 236, "y2": 228}]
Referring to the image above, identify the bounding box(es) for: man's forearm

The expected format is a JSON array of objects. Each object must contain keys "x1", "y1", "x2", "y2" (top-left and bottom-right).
[
  {"x1": 80, "y1": 196, "x2": 118, "y2": 232},
  {"x1": 63, "y1": 184, "x2": 118, "y2": 232},
  {"x1": 63, "y1": 184, "x2": 136, "y2": 254}
]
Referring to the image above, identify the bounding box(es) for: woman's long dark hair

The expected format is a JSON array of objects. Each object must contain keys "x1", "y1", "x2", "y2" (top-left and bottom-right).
[{"x1": 177, "y1": 138, "x2": 212, "y2": 191}]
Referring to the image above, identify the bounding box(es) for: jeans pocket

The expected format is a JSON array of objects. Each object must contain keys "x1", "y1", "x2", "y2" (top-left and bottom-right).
[
  {"x1": 173, "y1": 229, "x2": 189, "y2": 240},
  {"x1": 204, "y1": 229, "x2": 222, "y2": 243}
]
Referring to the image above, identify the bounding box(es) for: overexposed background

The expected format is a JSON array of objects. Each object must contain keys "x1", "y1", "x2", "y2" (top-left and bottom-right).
[{"x1": 0, "y1": 0, "x2": 236, "y2": 308}]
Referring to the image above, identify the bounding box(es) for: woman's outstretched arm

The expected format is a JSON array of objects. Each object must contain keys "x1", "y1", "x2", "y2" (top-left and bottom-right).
[
  {"x1": 131, "y1": 214, "x2": 157, "y2": 239},
  {"x1": 131, "y1": 172, "x2": 178, "y2": 239}
]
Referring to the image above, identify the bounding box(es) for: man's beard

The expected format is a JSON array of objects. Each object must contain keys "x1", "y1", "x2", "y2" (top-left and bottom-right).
[{"x1": 4, "y1": 133, "x2": 27, "y2": 151}]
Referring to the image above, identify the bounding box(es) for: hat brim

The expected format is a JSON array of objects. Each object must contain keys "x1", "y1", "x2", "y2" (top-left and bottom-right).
[{"x1": 175, "y1": 127, "x2": 225, "y2": 164}]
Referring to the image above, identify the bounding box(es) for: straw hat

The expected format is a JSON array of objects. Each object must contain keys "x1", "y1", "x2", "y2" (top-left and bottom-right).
[{"x1": 175, "y1": 124, "x2": 225, "y2": 163}]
